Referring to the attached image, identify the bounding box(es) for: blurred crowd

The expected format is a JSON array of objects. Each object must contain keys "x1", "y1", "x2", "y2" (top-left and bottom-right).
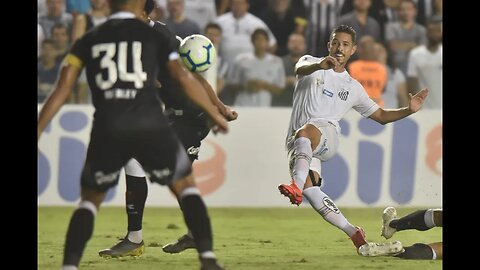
[{"x1": 38, "y1": 0, "x2": 442, "y2": 109}]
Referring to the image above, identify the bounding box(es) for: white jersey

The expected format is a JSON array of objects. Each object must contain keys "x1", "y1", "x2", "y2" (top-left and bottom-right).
[
  {"x1": 407, "y1": 44, "x2": 442, "y2": 109},
  {"x1": 287, "y1": 55, "x2": 379, "y2": 145}
]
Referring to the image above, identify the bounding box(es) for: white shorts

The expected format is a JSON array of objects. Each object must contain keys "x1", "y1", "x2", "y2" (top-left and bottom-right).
[{"x1": 287, "y1": 119, "x2": 340, "y2": 177}]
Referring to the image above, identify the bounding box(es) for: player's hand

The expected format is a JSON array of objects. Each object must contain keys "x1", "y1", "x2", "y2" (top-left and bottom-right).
[
  {"x1": 209, "y1": 111, "x2": 229, "y2": 134},
  {"x1": 223, "y1": 106, "x2": 238, "y2": 122},
  {"x1": 319, "y1": 56, "x2": 340, "y2": 70},
  {"x1": 408, "y1": 88, "x2": 429, "y2": 113}
]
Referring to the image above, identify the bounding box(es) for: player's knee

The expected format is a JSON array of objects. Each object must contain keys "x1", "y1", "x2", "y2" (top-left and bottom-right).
[
  {"x1": 432, "y1": 209, "x2": 443, "y2": 227},
  {"x1": 80, "y1": 188, "x2": 107, "y2": 210},
  {"x1": 295, "y1": 129, "x2": 310, "y2": 139},
  {"x1": 169, "y1": 174, "x2": 196, "y2": 196}
]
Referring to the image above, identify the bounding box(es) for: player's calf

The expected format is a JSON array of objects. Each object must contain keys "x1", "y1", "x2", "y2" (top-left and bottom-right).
[{"x1": 395, "y1": 243, "x2": 437, "y2": 260}]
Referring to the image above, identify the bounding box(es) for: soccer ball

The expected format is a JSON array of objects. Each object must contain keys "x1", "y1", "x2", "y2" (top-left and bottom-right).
[{"x1": 179, "y1": 34, "x2": 216, "y2": 72}]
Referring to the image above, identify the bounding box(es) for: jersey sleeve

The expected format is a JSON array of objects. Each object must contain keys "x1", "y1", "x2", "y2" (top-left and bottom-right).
[
  {"x1": 352, "y1": 82, "x2": 380, "y2": 117},
  {"x1": 294, "y1": 55, "x2": 324, "y2": 74},
  {"x1": 152, "y1": 23, "x2": 181, "y2": 64},
  {"x1": 273, "y1": 57, "x2": 286, "y2": 88},
  {"x1": 406, "y1": 50, "x2": 418, "y2": 77},
  {"x1": 227, "y1": 54, "x2": 245, "y2": 85},
  {"x1": 66, "y1": 36, "x2": 88, "y2": 69}
]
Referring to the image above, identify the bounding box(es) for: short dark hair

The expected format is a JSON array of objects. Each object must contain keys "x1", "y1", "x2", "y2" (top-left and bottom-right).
[
  {"x1": 109, "y1": 0, "x2": 131, "y2": 12},
  {"x1": 330, "y1": 25, "x2": 357, "y2": 44},
  {"x1": 251, "y1": 28, "x2": 269, "y2": 43},
  {"x1": 204, "y1": 22, "x2": 222, "y2": 33},
  {"x1": 144, "y1": 0, "x2": 155, "y2": 15}
]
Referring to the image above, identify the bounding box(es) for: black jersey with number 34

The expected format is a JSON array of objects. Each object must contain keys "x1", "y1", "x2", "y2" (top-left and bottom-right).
[{"x1": 69, "y1": 18, "x2": 179, "y2": 126}]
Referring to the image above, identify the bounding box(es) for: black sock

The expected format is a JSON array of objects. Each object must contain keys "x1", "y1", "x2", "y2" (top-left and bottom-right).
[
  {"x1": 126, "y1": 175, "x2": 148, "y2": 232},
  {"x1": 395, "y1": 243, "x2": 434, "y2": 259},
  {"x1": 63, "y1": 208, "x2": 95, "y2": 266},
  {"x1": 180, "y1": 195, "x2": 213, "y2": 253},
  {"x1": 389, "y1": 210, "x2": 430, "y2": 231}
]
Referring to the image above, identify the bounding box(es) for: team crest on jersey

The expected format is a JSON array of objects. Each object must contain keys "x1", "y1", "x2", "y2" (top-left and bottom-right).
[
  {"x1": 338, "y1": 88, "x2": 349, "y2": 101},
  {"x1": 316, "y1": 78, "x2": 324, "y2": 85}
]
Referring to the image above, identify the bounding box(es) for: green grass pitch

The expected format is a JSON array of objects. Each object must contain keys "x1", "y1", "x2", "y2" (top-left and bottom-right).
[{"x1": 38, "y1": 207, "x2": 442, "y2": 270}]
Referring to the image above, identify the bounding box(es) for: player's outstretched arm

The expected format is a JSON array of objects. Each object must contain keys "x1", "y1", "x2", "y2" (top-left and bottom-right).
[
  {"x1": 167, "y1": 59, "x2": 229, "y2": 133},
  {"x1": 38, "y1": 64, "x2": 81, "y2": 140},
  {"x1": 368, "y1": 88, "x2": 429, "y2": 125},
  {"x1": 192, "y1": 72, "x2": 238, "y2": 121},
  {"x1": 295, "y1": 56, "x2": 340, "y2": 76}
]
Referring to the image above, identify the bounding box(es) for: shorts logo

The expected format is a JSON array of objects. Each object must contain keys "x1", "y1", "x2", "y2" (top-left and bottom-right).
[
  {"x1": 148, "y1": 168, "x2": 172, "y2": 180},
  {"x1": 323, "y1": 89, "x2": 333, "y2": 97},
  {"x1": 323, "y1": 197, "x2": 340, "y2": 214},
  {"x1": 94, "y1": 171, "x2": 120, "y2": 185},
  {"x1": 338, "y1": 89, "x2": 349, "y2": 101},
  {"x1": 187, "y1": 146, "x2": 200, "y2": 155}
]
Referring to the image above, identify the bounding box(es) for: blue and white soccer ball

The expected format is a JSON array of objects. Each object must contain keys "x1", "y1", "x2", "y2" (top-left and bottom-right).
[{"x1": 179, "y1": 34, "x2": 216, "y2": 72}]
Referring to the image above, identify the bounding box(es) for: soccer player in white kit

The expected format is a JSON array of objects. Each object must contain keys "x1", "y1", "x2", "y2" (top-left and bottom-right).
[{"x1": 277, "y1": 25, "x2": 429, "y2": 253}]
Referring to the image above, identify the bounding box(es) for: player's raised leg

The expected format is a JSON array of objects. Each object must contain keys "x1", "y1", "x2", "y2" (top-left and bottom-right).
[
  {"x1": 98, "y1": 159, "x2": 147, "y2": 258},
  {"x1": 278, "y1": 124, "x2": 320, "y2": 205}
]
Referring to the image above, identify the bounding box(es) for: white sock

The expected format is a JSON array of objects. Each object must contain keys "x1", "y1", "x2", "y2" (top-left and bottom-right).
[
  {"x1": 62, "y1": 266, "x2": 78, "y2": 270},
  {"x1": 200, "y1": 251, "x2": 216, "y2": 259},
  {"x1": 303, "y1": 186, "x2": 357, "y2": 237},
  {"x1": 424, "y1": 209, "x2": 440, "y2": 228},
  {"x1": 292, "y1": 137, "x2": 312, "y2": 189},
  {"x1": 127, "y1": 230, "x2": 143, "y2": 244}
]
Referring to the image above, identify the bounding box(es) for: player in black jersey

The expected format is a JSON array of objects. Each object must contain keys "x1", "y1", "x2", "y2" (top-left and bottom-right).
[
  {"x1": 37, "y1": 1, "x2": 228, "y2": 269},
  {"x1": 98, "y1": 0, "x2": 237, "y2": 259}
]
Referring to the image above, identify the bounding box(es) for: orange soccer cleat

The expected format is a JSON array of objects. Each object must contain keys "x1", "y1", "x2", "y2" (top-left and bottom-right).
[{"x1": 278, "y1": 180, "x2": 303, "y2": 206}]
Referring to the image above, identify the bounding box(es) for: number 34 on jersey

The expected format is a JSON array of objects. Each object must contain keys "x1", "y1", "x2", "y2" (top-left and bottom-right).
[{"x1": 92, "y1": 41, "x2": 147, "y2": 100}]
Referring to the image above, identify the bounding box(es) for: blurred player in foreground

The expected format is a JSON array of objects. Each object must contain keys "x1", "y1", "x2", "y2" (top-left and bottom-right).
[
  {"x1": 97, "y1": 0, "x2": 237, "y2": 260},
  {"x1": 359, "y1": 207, "x2": 442, "y2": 259},
  {"x1": 277, "y1": 24, "x2": 428, "y2": 253},
  {"x1": 37, "y1": 0, "x2": 229, "y2": 269}
]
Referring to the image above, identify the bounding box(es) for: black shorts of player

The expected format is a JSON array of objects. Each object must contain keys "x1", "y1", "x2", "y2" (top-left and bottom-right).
[
  {"x1": 166, "y1": 108, "x2": 211, "y2": 162},
  {"x1": 80, "y1": 117, "x2": 192, "y2": 192}
]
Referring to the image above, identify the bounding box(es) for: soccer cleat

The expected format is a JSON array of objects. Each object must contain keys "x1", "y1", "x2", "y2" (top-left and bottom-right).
[
  {"x1": 350, "y1": 226, "x2": 368, "y2": 250},
  {"x1": 98, "y1": 237, "x2": 145, "y2": 258},
  {"x1": 278, "y1": 181, "x2": 303, "y2": 206},
  {"x1": 200, "y1": 257, "x2": 226, "y2": 270},
  {"x1": 162, "y1": 234, "x2": 196, "y2": 253},
  {"x1": 358, "y1": 241, "x2": 405, "y2": 257},
  {"x1": 381, "y1": 206, "x2": 398, "y2": 239}
]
